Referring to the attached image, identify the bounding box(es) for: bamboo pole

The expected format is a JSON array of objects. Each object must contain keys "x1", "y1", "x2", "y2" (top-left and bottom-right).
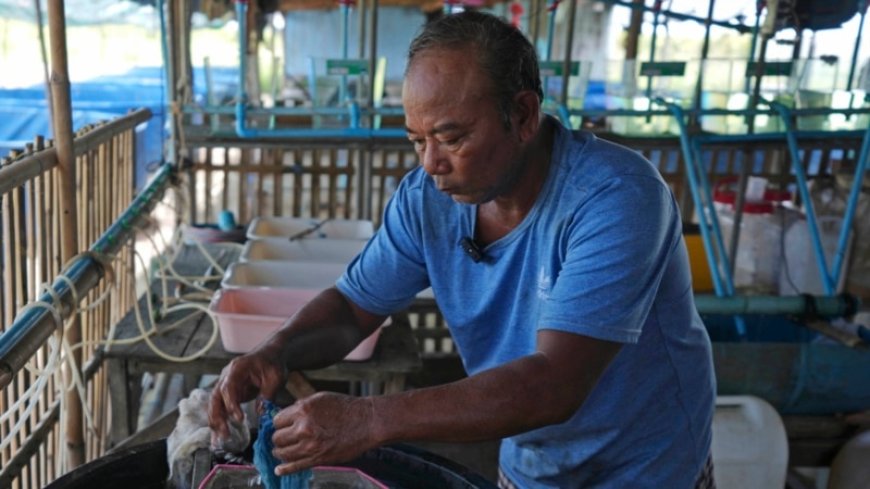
[
  {"x1": 204, "y1": 147, "x2": 213, "y2": 221},
  {"x1": 47, "y1": 0, "x2": 84, "y2": 469},
  {"x1": 34, "y1": 137, "x2": 48, "y2": 295},
  {"x1": 1, "y1": 156, "x2": 14, "y2": 467}
]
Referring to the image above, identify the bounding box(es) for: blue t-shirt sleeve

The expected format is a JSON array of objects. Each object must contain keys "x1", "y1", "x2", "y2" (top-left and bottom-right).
[
  {"x1": 539, "y1": 174, "x2": 680, "y2": 343},
  {"x1": 336, "y1": 175, "x2": 431, "y2": 315}
]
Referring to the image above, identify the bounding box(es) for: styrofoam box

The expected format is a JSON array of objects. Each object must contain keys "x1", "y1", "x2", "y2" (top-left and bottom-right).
[
  {"x1": 239, "y1": 238, "x2": 365, "y2": 263},
  {"x1": 221, "y1": 261, "x2": 347, "y2": 290},
  {"x1": 209, "y1": 288, "x2": 382, "y2": 359},
  {"x1": 247, "y1": 217, "x2": 375, "y2": 240}
]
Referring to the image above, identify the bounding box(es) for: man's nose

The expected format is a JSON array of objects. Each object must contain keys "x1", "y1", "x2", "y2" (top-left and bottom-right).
[{"x1": 421, "y1": 142, "x2": 449, "y2": 175}]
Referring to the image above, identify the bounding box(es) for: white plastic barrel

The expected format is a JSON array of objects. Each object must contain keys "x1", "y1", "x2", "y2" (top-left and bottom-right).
[
  {"x1": 828, "y1": 430, "x2": 870, "y2": 489},
  {"x1": 778, "y1": 216, "x2": 851, "y2": 296},
  {"x1": 711, "y1": 395, "x2": 788, "y2": 489}
]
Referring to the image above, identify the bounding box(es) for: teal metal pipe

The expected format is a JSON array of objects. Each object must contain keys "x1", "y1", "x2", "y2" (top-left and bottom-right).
[
  {"x1": 694, "y1": 294, "x2": 858, "y2": 317},
  {"x1": 769, "y1": 101, "x2": 836, "y2": 294},
  {"x1": 690, "y1": 135, "x2": 733, "y2": 286},
  {"x1": 657, "y1": 99, "x2": 735, "y2": 296},
  {"x1": 186, "y1": 102, "x2": 870, "y2": 120},
  {"x1": 831, "y1": 121, "x2": 870, "y2": 286},
  {"x1": 0, "y1": 164, "x2": 174, "y2": 390},
  {"x1": 657, "y1": 98, "x2": 747, "y2": 338}
]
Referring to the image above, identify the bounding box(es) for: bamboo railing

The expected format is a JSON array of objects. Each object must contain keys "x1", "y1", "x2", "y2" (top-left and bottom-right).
[
  {"x1": 0, "y1": 109, "x2": 152, "y2": 489},
  {"x1": 185, "y1": 131, "x2": 865, "y2": 229},
  {"x1": 186, "y1": 138, "x2": 420, "y2": 228}
]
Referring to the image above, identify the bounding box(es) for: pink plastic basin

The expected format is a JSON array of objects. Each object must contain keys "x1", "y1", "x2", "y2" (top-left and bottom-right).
[
  {"x1": 198, "y1": 464, "x2": 388, "y2": 489},
  {"x1": 209, "y1": 288, "x2": 381, "y2": 360}
]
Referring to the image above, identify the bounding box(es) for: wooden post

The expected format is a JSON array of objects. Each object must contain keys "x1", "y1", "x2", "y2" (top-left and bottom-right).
[
  {"x1": 559, "y1": 0, "x2": 578, "y2": 115},
  {"x1": 624, "y1": 0, "x2": 644, "y2": 61},
  {"x1": 47, "y1": 0, "x2": 84, "y2": 469}
]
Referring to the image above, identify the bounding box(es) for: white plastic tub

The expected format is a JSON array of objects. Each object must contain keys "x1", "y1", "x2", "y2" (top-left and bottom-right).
[
  {"x1": 239, "y1": 238, "x2": 366, "y2": 263},
  {"x1": 221, "y1": 262, "x2": 347, "y2": 290},
  {"x1": 209, "y1": 288, "x2": 382, "y2": 359},
  {"x1": 247, "y1": 217, "x2": 375, "y2": 240}
]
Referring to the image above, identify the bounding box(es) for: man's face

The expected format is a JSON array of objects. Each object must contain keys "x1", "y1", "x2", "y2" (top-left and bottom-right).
[{"x1": 402, "y1": 48, "x2": 525, "y2": 205}]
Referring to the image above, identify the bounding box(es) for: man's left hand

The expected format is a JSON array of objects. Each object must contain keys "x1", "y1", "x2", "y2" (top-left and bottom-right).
[{"x1": 270, "y1": 392, "x2": 378, "y2": 475}]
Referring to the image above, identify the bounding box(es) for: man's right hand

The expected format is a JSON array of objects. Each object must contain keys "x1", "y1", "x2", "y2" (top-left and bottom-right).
[{"x1": 208, "y1": 349, "x2": 285, "y2": 441}]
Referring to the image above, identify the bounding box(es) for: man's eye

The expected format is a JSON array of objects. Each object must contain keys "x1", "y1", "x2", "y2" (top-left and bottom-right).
[
  {"x1": 411, "y1": 139, "x2": 425, "y2": 151},
  {"x1": 441, "y1": 137, "x2": 461, "y2": 148}
]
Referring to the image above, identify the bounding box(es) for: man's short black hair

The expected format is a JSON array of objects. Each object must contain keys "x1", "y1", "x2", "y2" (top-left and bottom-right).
[{"x1": 407, "y1": 10, "x2": 543, "y2": 129}]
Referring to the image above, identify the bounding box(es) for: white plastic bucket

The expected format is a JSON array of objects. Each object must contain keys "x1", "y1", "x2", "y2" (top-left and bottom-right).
[
  {"x1": 711, "y1": 395, "x2": 788, "y2": 489},
  {"x1": 778, "y1": 216, "x2": 851, "y2": 296},
  {"x1": 828, "y1": 430, "x2": 870, "y2": 489}
]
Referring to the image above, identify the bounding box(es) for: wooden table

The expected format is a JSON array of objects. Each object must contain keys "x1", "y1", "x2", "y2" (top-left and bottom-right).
[{"x1": 103, "y1": 243, "x2": 421, "y2": 445}]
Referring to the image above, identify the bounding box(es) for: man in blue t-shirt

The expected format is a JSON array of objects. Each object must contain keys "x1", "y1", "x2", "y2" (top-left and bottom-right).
[{"x1": 210, "y1": 11, "x2": 716, "y2": 488}]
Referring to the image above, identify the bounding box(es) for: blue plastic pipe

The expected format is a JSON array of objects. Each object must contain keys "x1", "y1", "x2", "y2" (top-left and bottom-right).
[
  {"x1": 657, "y1": 99, "x2": 735, "y2": 296},
  {"x1": 690, "y1": 136, "x2": 733, "y2": 287},
  {"x1": 831, "y1": 122, "x2": 870, "y2": 287},
  {"x1": 658, "y1": 98, "x2": 747, "y2": 338}
]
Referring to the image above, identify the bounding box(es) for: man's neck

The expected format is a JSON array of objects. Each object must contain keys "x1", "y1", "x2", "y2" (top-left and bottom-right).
[{"x1": 476, "y1": 118, "x2": 556, "y2": 244}]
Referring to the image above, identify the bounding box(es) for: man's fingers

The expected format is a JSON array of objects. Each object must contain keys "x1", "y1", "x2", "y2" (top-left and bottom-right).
[
  {"x1": 219, "y1": 380, "x2": 245, "y2": 422},
  {"x1": 272, "y1": 401, "x2": 304, "y2": 428},
  {"x1": 271, "y1": 435, "x2": 313, "y2": 474},
  {"x1": 274, "y1": 457, "x2": 317, "y2": 476},
  {"x1": 207, "y1": 387, "x2": 231, "y2": 439}
]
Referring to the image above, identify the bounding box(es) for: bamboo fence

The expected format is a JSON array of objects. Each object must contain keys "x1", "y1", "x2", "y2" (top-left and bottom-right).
[{"x1": 0, "y1": 110, "x2": 149, "y2": 489}]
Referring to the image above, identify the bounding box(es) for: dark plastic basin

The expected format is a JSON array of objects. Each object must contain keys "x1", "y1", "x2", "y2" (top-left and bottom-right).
[{"x1": 45, "y1": 439, "x2": 498, "y2": 489}]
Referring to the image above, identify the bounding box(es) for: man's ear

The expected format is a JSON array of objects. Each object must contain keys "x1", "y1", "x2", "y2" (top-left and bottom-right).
[{"x1": 512, "y1": 90, "x2": 542, "y2": 142}]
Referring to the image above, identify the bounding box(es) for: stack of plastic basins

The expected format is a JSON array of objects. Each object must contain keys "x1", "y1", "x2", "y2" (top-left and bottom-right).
[{"x1": 209, "y1": 217, "x2": 379, "y2": 358}]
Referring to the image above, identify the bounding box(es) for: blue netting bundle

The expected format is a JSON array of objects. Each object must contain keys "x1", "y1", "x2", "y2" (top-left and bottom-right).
[{"x1": 253, "y1": 400, "x2": 312, "y2": 489}]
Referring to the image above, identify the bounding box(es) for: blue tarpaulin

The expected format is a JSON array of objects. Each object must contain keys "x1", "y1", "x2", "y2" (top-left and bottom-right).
[
  {"x1": 0, "y1": 66, "x2": 166, "y2": 188},
  {"x1": 0, "y1": 65, "x2": 238, "y2": 188}
]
